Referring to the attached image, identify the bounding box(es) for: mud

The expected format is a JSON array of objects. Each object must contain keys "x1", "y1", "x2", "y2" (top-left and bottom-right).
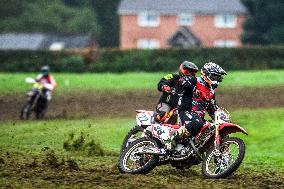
[
  {"x1": 0, "y1": 86, "x2": 283, "y2": 120},
  {"x1": 0, "y1": 153, "x2": 283, "y2": 189}
]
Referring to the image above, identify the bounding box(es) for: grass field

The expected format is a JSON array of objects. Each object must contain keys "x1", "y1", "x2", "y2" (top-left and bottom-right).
[
  {"x1": 0, "y1": 70, "x2": 283, "y2": 94},
  {"x1": 1, "y1": 109, "x2": 283, "y2": 188},
  {"x1": 0, "y1": 108, "x2": 283, "y2": 170},
  {"x1": 0, "y1": 70, "x2": 283, "y2": 188}
]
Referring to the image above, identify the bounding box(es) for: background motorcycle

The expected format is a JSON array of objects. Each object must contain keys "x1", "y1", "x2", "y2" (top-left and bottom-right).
[
  {"x1": 118, "y1": 107, "x2": 248, "y2": 179},
  {"x1": 20, "y1": 77, "x2": 49, "y2": 120}
]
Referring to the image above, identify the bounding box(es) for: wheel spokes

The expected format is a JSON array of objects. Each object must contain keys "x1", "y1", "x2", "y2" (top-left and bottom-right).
[
  {"x1": 123, "y1": 141, "x2": 155, "y2": 171},
  {"x1": 206, "y1": 141, "x2": 240, "y2": 176}
]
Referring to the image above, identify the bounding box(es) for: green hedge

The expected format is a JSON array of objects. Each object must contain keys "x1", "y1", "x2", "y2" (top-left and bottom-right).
[{"x1": 0, "y1": 47, "x2": 283, "y2": 72}]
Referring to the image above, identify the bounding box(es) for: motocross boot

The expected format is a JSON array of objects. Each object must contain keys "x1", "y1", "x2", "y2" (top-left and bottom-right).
[{"x1": 165, "y1": 126, "x2": 190, "y2": 153}]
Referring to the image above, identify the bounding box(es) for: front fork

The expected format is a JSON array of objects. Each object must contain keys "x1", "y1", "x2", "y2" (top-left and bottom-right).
[{"x1": 213, "y1": 123, "x2": 221, "y2": 156}]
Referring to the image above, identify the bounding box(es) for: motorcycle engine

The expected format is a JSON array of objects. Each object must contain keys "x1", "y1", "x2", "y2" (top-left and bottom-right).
[{"x1": 174, "y1": 144, "x2": 190, "y2": 156}]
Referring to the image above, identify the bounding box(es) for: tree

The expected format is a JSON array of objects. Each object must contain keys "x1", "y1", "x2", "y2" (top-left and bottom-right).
[
  {"x1": 90, "y1": 0, "x2": 121, "y2": 47},
  {"x1": 241, "y1": 0, "x2": 284, "y2": 45},
  {"x1": 62, "y1": 0, "x2": 90, "y2": 7},
  {"x1": 0, "y1": 0, "x2": 25, "y2": 18},
  {"x1": 0, "y1": 0, "x2": 101, "y2": 39}
]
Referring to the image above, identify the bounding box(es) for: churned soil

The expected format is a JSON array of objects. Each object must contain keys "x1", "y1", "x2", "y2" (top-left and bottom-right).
[
  {"x1": 0, "y1": 86, "x2": 283, "y2": 120},
  {"x1": 0, "y1": 153, "x2": 283, "y2": 189}
]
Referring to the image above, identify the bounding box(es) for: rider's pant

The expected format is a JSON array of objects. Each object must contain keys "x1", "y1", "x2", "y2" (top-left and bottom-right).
[
  {"x1": 154, "y1": 103, "x2": 171, "y2": 123},
  {"x1": 179, "y1": 111, "x2": 204, "y2": 136}
]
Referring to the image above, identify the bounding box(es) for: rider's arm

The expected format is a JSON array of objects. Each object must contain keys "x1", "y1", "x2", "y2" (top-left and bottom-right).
[
  {"x1": 35, "y1": 74, "x2": 43, "y2": 82},
  {"x1": 179, "y1": 76, "x2": 197, "y2": 90},
  {"x1": 44, "y1": 75, "x2": 57, "y2": 91},
  {"x1": 49, "y1": 75, "x2": 57, "y2": 89},
  {"x1": 207, "y1": 95, "x2": 218, "y2": 119}
]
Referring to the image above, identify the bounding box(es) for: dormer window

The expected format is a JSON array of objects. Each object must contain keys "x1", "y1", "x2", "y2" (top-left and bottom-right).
[
  {"x1": 214, "y1": 14, "x2": 237, "y2": 28},
  {"x1": 138, "y1": 12, "x2": 160, "y2": 27},
  {"x1": 178, "y1": 14, "x2": 193, "y2": 26}
]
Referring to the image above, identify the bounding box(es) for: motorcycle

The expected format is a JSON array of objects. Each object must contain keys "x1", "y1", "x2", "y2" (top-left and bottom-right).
[
  {"x1": 118, "y1": 107, "x2": 248, "y2": 178},
  {"x1": 20, "y1": 77, "x2": 49, "y2": 120},
  {"x1": 120, "y1": 108, "x2": 178, "y2": 154},
  {"x1": 120, "y1": 90, "x2": 180, "y2": 153}
]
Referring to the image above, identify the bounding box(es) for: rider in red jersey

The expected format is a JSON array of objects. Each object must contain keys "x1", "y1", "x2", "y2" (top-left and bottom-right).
[
  {"x1": 177, "y1": 62, "x2": 227, "y2": 137},
  {"x1": 36, "y1": 65, "x2": 57, "y2": 101}
]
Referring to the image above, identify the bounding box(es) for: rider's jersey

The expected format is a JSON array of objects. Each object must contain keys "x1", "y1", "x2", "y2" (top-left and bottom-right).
[
  {"x1": 191, "y1": 77, "x2": 218, "y2": 119},
  {"x1": 36, "y1": 74, "x2": 57, "y2": 91},
  {"x1": 177, "y1": 75, "x2": 197, "y2": 111},
  {"x1": 157, "y1": 73, "x2": 181, "y2": 108}
]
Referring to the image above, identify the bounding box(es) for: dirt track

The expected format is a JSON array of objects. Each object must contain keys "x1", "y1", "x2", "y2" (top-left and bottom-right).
[
  {"x1": 0, "y1": 153, "x2": 283, "y2": 189},
  {"x1": 0, "y1": 86, "x2": 283, "y2": 120}
]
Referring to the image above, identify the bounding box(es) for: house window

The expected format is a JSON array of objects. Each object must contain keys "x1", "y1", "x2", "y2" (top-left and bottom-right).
[
  {"x1": 178, "y1": 14, "x2": 193, "y2": 26},
  {"x1": 138, "y1": 12, "x2": 160, "y2": 27},
  {"x1": 49, "y1": 42, "x2": 65, "y2": 51},
  {"x1": 137, "y1": 39, "x2": 160, "y2": 49},
  {"x1": 214, "y1": 15, "x2": 237, "y2": 28},
  {"x1": 214, "y1": 40, "x2": 237, "y2": 47}
]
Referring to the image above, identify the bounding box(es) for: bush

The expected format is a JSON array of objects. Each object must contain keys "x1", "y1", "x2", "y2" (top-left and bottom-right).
[{"x1": 0, "y1": 47, "x2": 283, "y2": 72}]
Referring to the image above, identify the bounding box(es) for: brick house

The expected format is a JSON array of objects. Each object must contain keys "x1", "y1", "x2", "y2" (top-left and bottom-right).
[{"x1": 118, "y1": 0, "x2": 247, "y2": 49}]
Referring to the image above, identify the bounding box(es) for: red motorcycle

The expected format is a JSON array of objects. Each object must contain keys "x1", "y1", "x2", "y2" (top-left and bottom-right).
[
  {"x1": 118, "y1": 107, "x2": 248, "y2": 178},
  {"x1": 120, "y1": 108, "x2": 178, "y2": 153}
]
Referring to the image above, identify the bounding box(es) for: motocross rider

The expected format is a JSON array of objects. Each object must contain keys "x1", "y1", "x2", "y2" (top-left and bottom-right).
[
  {"x1": 154, "y1": 61, "x2": 199, "y2": 124},
  {"x1": 177, "y1": 62, "x2": 227, "y2": 138},
  {"x1": 36, "y1": 65, "x2": 57, "y2": 102}
]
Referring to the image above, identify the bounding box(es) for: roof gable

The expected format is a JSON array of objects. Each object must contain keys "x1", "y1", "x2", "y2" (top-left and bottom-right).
[
  {"x1": 168, "y1": 26, "x2": 201, "y2": 48},
  {"x1": 118, "y1": 0, "x2": 247, "y2": 15}
]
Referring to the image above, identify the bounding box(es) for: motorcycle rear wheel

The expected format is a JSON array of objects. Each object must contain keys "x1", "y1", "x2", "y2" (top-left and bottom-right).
[
  {"x1": 202, "y1": 137, "x2": 245, "y2": 179},
  {"x1": 118, "y1": 137, "x2": 159, "y2": 174}
]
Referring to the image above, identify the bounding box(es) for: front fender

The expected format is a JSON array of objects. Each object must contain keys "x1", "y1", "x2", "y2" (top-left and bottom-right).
[{"x1": 219, "y1": 123, "x2": 248, "y2": 136}]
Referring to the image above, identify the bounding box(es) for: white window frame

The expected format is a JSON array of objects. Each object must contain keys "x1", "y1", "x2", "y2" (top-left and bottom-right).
[
  {"x1": 137, "y1": 39, "x2": 160, "y2": 49},
  {"x1": 214, "y1": 14, "x2": 237, "y2": 28},
  {"x1": 214, "y1": 40, "x2": 237, "y2": 47},
  {"x1": 178, "y1": 13, "x2": 193, "y2": 26},
  {"x1": 138, "y1": 12, "x2": 160, "y2": 27}
]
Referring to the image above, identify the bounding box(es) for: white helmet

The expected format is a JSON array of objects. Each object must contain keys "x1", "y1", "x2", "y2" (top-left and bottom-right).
[{"x1": 201, "y1": 62, "x2": 227, "y2": 86}]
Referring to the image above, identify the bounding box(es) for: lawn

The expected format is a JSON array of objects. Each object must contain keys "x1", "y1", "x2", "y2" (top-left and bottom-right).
[
  {"x1": 0, "y1": 108, "x2": 283, "y2": 171},
  {"x1": 0, "y1": 70, "x2": 283, "y2": 94}
]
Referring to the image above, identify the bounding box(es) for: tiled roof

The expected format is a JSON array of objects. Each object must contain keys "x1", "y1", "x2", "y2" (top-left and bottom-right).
[
  {"x1": 0, "y1": 33, "x2": 95, "y2": 50},
  {"x1": 118, "y1": 0, "x2": 247, "y2": 15},
  {"x1": 0, "y1": 33, "x2": 45, "y2": 50}
]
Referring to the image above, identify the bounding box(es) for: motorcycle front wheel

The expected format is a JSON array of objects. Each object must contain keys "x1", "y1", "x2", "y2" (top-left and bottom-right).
[
  {"x1": 120, "y1": 126, "x2": 150, "y2": 154},
  {"x1": 35, "y1": 97, "x2": 48, "y2": 119},
  {"x1": 118, "y1": 137, "x2": 159, "y2": 174},
  {"x1": 202, "y1": 137, "x2": 245, "y2": 179},
  {"x1": 20, "y1": 102, "x2": 33, "y2": 120}
]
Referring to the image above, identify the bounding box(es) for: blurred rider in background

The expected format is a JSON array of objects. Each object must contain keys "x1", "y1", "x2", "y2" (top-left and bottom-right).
[
  {"x1": 154, "y1": 61, "x2": 199, "y2": 124},
  {"x1": 36, "y1": 65, "x2": 57, "y2": 102}
]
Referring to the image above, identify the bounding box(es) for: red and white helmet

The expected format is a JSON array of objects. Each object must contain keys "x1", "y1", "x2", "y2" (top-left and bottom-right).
[{"x1": 201, "y1": 62, "x2": 227, "y2": 86}]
